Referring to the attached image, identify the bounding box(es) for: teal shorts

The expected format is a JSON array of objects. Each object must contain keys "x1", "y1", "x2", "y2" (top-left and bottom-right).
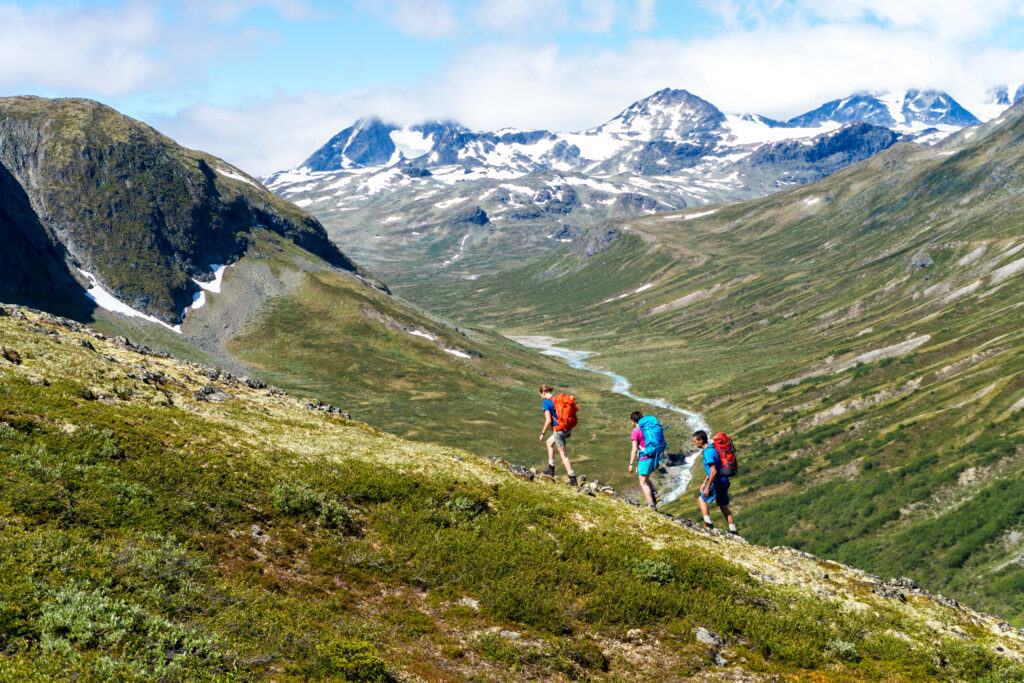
[{"x1": 637, "y1": 451, "x2": 662, "y2": 476}]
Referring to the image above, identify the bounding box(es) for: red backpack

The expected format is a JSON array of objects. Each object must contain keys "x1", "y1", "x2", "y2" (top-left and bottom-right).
[
  {"x1": 552, "y1": 394, "x2": 579, "y2": 432},
  {"x1": 712, "y1": 433, "x2": 738, "y2": 477}
]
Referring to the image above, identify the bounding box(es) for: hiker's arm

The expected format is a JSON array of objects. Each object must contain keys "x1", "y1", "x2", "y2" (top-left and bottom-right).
[
  {"x1": 539, "y1": 411, "x2": 553, "y2": 441},
  {"x1": 703, "y1": 464, "x2": 718, "y2": 494},
  {"x1": 628, "y1": 440, "x2": 638, "y2": 472}
]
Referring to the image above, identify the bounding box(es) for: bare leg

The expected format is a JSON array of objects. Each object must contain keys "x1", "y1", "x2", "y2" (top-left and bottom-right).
[
  {"x1": 699, "y1": 497, "x2": 711, "y2": 518},
  {"x1": 719, "y1": 504, "x2": 735, "y2": 527},
  {"x1": 557, "y1": 444, "x2": 574, "y2": 475},
  {"x1": 545, "y1": 434, "x2": 556, "y2": 464},
  {"x1": 638, "y1": 474, "x2": 655, "y2": 505}
]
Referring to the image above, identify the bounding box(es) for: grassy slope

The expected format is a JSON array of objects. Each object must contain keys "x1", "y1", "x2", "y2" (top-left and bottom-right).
[
  {"x1": 176, "y1": 231, "x2": 641, "y2": 489},
  {"x1": 402, "y1": 111, "x2": 1024, "y2": 623},
  {"x1": 2, "y1": 307, "x2": 1024, "y2": 681}
]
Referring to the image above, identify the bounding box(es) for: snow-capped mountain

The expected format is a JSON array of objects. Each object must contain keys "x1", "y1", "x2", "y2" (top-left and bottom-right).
[
  {"x1": 302, "y1": 119, "x2": 466, "y2": 171},
  {"x1": 263, "y1": 87, "x2": 991, "y2": 282},
  {"x1": 786, "y1": 90, "x2": 979, "y2": 140}
]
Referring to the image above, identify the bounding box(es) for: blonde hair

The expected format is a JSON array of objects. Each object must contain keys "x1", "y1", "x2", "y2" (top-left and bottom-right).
[{"x1": 539, "y1": 384, "x2": 554, "y2": 394}]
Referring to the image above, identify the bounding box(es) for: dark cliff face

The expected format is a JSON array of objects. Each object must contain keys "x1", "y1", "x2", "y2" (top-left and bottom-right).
[
  {"x1": 0, "y1": 96, "x2": 358, "y2": 323},
  {"x1": 0, "y1": 161, "x2": 86, "y2": 313},
  {"x1": 741, "y1": 122, "x2": 899, "y2": 179}
]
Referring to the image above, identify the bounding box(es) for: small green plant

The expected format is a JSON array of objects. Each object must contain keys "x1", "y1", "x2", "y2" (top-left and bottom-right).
[
  {"x1": 271, "y1": 481, "x2": 322, "y2": 516},
  {"x1": 825, "y1": 637, "x2": 859, "y2": 662},
  {"x1": 288, "y1": 639, "x2": 391, "y2": 681},
  {"x1": 632, "y1": 558, "x2": 676, "y2": 584}
]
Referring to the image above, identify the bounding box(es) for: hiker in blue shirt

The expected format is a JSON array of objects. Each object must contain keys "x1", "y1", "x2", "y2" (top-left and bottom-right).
[
  {"x1": 538, "y1": 384, "x2": 577, "y2": 486},
  {"x1": 694, "y1": 430, "x2": 737, "y2": 534}
]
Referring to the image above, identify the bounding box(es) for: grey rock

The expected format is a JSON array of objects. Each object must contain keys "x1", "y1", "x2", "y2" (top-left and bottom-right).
[
  {"x1": 499, "y1": 630, "x2": 521, "y2": 640},
  {"x1": 694, "y1": 627, "x2": 724, "y2": 647},
  {"x1": 570, "y1": 227, "x2": 619, "y2": 258},
  {"x1": 910, "y1": 253, "x2": 933, "y2": 269},
  {"x1": 506, "y1": 464, "x2": 534, "y2": 481},
  {"x1": 244, "y1": 377, "x2": 267, "y2": 389},
  {"x1": 713, "y1": 653, "x2": 728, "y2": 667},
  {"x1": 78, "y1": 339, "x2": 95, "y2": 351},
  {"x1": 446, "y1": 206, "x2": 489, "y2": 227}
]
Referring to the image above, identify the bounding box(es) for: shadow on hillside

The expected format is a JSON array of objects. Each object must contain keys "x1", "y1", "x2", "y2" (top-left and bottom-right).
[{"x1": 0, "y1": 162, "x2": 97, "y2": 321}]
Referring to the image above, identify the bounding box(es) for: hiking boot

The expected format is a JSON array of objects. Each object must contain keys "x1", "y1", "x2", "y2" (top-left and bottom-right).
[
  {"x1": 567, "y1": 474, "x2": 578, "y2": 487},
  {"x1": 648, "y1": 503, "x2": 657, "y2": 512},
  {"x1": 702, "y1": 521, "x2": 714, "y2": 531},
  {"x1": 729, "y1": 528, "x2": 740, "y2": 536},
  {"x1": 542, "y1": 463, "x2": 555, "y2": 477}
]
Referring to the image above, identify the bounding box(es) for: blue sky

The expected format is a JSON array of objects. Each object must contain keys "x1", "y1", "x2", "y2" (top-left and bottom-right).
[{"x1": 4, "y1": 0, "x2": 1024, "y2": 173}]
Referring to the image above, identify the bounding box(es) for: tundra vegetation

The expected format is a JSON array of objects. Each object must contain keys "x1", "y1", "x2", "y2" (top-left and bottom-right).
[
  {"x1": 406, "y1": 106, "x2": 1024, "y2": 625},
  {"x1": 2, "y1": 308, "x2": 1024, "y2": 680}
]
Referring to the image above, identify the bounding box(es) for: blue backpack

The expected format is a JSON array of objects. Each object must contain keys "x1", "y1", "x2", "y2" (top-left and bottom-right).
[{"x1": 637, "y1": 415, "x2": 666, "y2": 460}]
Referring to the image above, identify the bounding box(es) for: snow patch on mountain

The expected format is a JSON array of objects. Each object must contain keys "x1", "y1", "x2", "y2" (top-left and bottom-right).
[{"x1": 79, "y1": 269, "x2": 181, "y2": 333}]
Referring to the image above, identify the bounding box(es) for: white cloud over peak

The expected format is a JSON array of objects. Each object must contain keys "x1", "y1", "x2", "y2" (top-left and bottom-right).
[{"x1": 164, "y1": 14, "x2": 1024, "y2": 175}]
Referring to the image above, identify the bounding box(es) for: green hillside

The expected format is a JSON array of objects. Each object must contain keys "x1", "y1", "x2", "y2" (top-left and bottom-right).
[
  {"x1": 403, "y1": 106, "x2": 1024, "y2": 623},
  {"x1": 0, "y1": 96, "x2": 648, "y2": 489},
  {"x1": 3, "y1": 306, "x2": 1024, "y2": 681}
]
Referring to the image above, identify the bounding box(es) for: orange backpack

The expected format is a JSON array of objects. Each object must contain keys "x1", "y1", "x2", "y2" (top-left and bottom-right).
[
  {"x1": 712, "y1": 433, "x2": 738, "y2": 477},
  {"x1": 552, "y1": 394, "x2": 579, "y2": 431}
]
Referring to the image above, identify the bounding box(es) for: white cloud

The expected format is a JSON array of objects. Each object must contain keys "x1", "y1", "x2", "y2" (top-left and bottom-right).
[
  {"x1": 630, "y1": 0, "x2": 656, "y2": 31},
  {"x1": 472, "y1": 0, "x2": 570, "y2": 32},
  {"x1": 804, "y1": 0, "x2": 1019, "y2": 39},
  {"x1": 157, "y1": 17, "x2": 1024, "y2": 175},
  {"x1": 154, "y1": 88, "x2": 437, "y2": 174},
  {"x1": 367, "y1": 0, "x2": 460, "y2": 39},
  {"x1": 576, "y1": 0, "x2": 616, "y2": 32},
  {"x1": 0, "y1": 3, "x2": 166, "y2": 95},
  {"x1": 184, "y1": 0, "x2": 313, "y2": 22}
]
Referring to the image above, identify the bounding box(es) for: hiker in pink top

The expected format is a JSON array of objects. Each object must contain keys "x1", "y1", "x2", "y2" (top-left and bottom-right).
[{"x1": 627, "y1": 410, "x2": 659, "y2": 510}]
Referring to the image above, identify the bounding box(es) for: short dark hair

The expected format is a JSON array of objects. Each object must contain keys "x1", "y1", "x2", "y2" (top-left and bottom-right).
[
  {"x1": 692, "y1": 430, "x2": 708, "y2": 444},
  {"x1": 630, "y1": 410, "x2": 643, "y2": 423}
]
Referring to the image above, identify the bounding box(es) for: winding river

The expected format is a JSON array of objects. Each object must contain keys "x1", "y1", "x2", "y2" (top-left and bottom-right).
[{"x1": 510, "y1": 336, "x2": 709, "y2": 504}]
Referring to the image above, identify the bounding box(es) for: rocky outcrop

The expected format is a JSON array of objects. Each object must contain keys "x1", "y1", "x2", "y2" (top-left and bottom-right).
[
  {"x1": 0, "y1": 96, "x2": 360, "y2": 324},
  {"x1": 571, "y1": 227, "x2": 619, "y2": 257}
]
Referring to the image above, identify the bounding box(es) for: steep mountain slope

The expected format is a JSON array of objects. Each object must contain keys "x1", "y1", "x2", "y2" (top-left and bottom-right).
[
  {"x1": 3, "y1": 306, "x2": 1024, "y2": 681},
  {"x1": 0, "y1": 96, "x2": 362, "y2": 326},
  {"x1": 0, "y1": 96, "x2": 648, "y2": 482},
  {"x1": 407, "y1": 103, "x2": 1024, "y2": 623},
  {"x1": 265, "y1": 88, "x2": 957, "y2": 282}
]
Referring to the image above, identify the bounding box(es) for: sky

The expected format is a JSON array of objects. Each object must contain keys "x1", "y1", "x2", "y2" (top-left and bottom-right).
[{"x1": 3, "y1": 0, "x2": 1024, "y2": 174}]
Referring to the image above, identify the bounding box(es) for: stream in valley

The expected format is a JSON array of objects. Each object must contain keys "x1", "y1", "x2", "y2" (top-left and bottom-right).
[{"x1": 510, "y1": 336, "x2": 709, "y2": 504}]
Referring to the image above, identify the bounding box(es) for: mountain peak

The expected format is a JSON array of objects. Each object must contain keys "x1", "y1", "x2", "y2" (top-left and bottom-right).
[
  {"x1": 594, "y1": 88, "x2": 727, "y2": 140},
  {"x1": 786, "y1": 89, "x2": 979, "y2": 130}
]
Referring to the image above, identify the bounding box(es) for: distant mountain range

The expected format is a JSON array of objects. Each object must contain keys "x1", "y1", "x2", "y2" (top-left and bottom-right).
[{"x1": 263, "y1": 87, "x2": 1003, "y2": 282}]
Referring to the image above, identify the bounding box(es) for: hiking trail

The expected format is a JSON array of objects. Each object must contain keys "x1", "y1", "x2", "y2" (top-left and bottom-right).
[{"x1": 510, "y1": 335, "x2": 709, "y2": 504}]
